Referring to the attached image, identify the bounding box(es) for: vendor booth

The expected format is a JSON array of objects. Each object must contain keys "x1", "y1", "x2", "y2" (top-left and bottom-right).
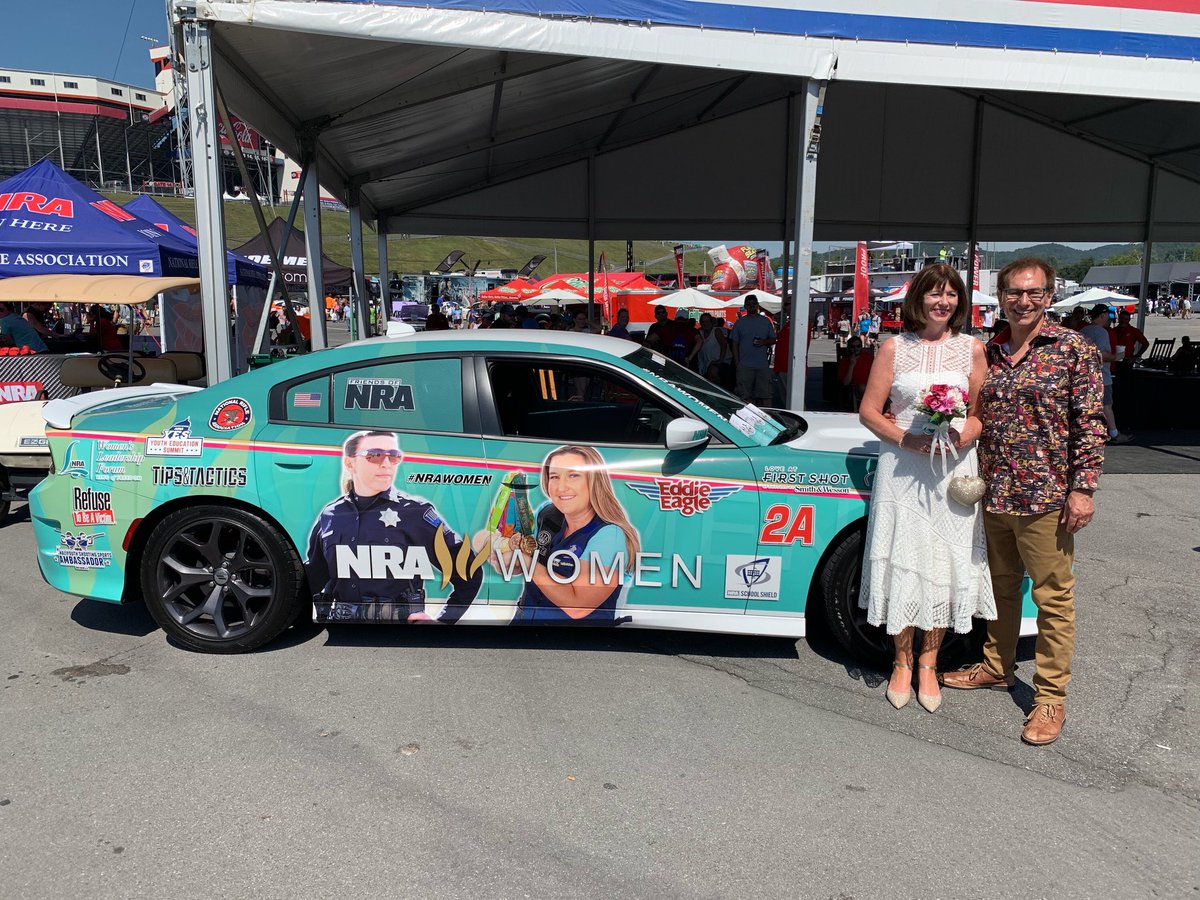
[
  {"x1": 124, "y1": 194, "x2": 269, "y2": 367},
  {"x1": 0, "y1": 161, "x2": 203, "y2": 403},
  {"x1": 231, "y1": 217, "x2": 353, "y2": 292}
]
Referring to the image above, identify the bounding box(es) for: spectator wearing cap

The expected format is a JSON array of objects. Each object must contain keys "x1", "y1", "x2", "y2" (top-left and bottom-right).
[
  {"x1": 1079, "y1": 304, "x2": 1130, "y2": 444},
  {"x1": 1110, "y1": 309, "x2": 1147, "y2": 372},
  {"x1": 729, "y1": 293, "x2": 777, "y2": 405},
  {"x1": 665, "y1": 309, "x2": 697, "y2": 365}
]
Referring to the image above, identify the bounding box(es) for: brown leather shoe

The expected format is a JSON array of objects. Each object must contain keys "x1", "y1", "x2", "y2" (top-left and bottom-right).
[
  {"x1": 940, "y1": 663, "x2": 1016, "y2": 691},
  {"x1": 1022, "y1": 703, "x2": 1066, "y2": 745}
]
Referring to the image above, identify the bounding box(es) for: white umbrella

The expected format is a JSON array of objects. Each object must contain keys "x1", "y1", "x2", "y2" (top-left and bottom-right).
[
  {"x1": 972, "y1": 290, "x2": 998, "y2": 307},
  {"x1": 650, "y1": 287, "x2": 730, "y2": 311},
  {"x1": 1050, "y1": 286, "x2": 1140, "y2": 312},
  {"x1": 520, "y1": 288, "x2": 586, "y2": 308},
  {"x1": 725, "y1": 290, "x2": 783, "y2": 313}
]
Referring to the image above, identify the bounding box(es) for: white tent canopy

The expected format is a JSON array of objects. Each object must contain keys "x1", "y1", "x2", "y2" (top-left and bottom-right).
[
  {"x1": 176, "y1": 0, "x2": 1200, "y2": 390},
  {"x1": 650, "y1": 288, "x2": 730, "y2": 312},
  {"x1": 1051, "y1": 287, "x2": 1141, "y2": 312}
]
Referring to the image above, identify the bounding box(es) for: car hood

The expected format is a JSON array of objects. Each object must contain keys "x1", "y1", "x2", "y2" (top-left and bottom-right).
[{"x1": 786, "y1": 411, "x2": 879, "y2": 457}]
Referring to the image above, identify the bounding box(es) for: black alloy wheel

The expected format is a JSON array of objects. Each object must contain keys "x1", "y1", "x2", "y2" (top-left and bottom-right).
[{"x1": 140, "y1": 505, "x2": 305, "y2": 653}]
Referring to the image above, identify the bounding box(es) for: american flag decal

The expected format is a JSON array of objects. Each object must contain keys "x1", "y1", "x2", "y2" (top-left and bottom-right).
[{"x1": 293, "y1": 392, "x2": 322, "y2": 407}]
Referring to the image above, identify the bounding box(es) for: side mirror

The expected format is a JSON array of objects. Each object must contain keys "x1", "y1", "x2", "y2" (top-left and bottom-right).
[{"x1": 665, "y1": 417, "x2": 710, "y2": 450}]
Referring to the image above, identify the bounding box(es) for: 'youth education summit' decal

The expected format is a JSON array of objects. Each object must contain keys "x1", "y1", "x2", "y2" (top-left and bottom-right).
[{"x1": 146, "y1": 418, "x2": 203, "y2": 456}]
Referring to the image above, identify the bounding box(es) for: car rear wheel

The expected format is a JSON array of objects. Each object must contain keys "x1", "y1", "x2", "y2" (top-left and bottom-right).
[
  {"x1": 140, "y1": 505, "x2": 305, "y2": 653},
  {"x1": 820, "y1": 528, "x2": 988, "y2": 670}
]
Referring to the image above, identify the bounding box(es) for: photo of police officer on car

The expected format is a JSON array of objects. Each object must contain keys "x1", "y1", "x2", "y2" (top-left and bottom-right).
[{"x1": 304, "y1": 430, "x2": 482, "y2": 624}]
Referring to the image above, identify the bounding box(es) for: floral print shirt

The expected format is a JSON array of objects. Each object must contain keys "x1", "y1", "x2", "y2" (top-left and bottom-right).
[{"x1": 979, "y1": 322, "x2": 1106, "y2": 515}]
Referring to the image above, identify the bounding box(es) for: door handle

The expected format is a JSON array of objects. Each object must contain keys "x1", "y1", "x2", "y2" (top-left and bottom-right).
[{"x1": 273, "y1": 455, "x2": 314, "y2": 470}]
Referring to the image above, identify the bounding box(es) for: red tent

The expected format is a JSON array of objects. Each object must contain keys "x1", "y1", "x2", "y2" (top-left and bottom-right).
[{"x1": 478, "y1": 278, "x2": 538, "y2": 303}]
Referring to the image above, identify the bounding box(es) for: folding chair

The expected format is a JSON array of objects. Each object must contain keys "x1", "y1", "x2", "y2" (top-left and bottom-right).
[{"x1": 1144, "y1": 338, "x2": 1175, "y2": 368}]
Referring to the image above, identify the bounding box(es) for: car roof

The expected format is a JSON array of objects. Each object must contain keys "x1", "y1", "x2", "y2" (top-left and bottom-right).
[{"x1": 352, "y1": 329, "x2": 642, "y2": 358}]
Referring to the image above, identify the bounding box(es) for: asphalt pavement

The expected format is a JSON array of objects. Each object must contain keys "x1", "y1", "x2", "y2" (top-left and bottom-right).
[{"x1": 1, "y1": 466, "x2": 1196, "y2": 898}]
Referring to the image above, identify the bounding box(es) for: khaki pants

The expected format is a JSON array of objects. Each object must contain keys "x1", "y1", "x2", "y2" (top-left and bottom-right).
[{"x1": 982, "y1": 510, "x2": 1076, "y2": 705}]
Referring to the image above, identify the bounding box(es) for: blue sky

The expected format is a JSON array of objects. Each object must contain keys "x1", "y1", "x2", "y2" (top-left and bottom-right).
[{"x1": 0, "y1": 0, "x2": 169, "y2": 89}]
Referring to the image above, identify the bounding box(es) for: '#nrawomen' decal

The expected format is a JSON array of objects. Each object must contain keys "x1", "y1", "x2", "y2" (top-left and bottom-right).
[
  {"x1": 209, "y1": 398, "x2": 252, "y2": 432},
  {"x1": 146, "y1": 417, "x2": 203, "y2": 456},
  {"x1": 626, "y1": 478, "x2": 740, "y2": 516},
  {"x1": 52, "y1": 531, "x2": 113, "y2": 570}
]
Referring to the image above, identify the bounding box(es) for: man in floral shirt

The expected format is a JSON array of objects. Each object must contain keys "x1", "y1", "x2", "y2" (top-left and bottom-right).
[{"x1": 943, "y1": 258, "x2": 1105, "y2": 746}]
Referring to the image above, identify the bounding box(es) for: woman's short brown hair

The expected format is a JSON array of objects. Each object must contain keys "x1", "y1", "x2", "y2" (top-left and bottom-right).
[{"x1": 901, "y1": 263, "x2": 969, "y2": 334}]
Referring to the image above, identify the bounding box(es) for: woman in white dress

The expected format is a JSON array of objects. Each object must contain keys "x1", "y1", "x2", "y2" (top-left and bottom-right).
[{"x1": 858, "y1": 264, "x2": 996, "y2": 713}]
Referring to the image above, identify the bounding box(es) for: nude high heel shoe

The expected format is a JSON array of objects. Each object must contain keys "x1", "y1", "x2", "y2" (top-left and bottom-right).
[
  {"x1": 886, "y1": 662, "x2": 912, "y2": 709},
  {"x1": 917, "y1": 664, "x2": 942, "y2": 713}
]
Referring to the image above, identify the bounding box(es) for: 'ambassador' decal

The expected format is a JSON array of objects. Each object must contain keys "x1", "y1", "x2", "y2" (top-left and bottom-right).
[{"x1": 626, "y1": 479, "x2": 741, "y2": 516}]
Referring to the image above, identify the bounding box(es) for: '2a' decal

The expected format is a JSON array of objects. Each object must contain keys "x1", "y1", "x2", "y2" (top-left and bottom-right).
[{"x1": 759, "y1": 505, "x2": 814, "y2": 545}]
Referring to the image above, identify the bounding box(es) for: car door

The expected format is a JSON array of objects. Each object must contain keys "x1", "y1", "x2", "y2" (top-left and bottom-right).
[
  {"x1": 253, "y1": 352, "x2": 492, "y2": 625},
  {"x1": 472, "y1": 352, "x2": 761, "y2": 629}
]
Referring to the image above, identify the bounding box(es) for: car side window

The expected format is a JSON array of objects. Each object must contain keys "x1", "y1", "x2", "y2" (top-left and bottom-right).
[
  {"x1": 283, "y1": 375, "x2": 330, "y2": 424},
  {"x1": 331, "y1": 358, "x2": 464, "y2": 432},
  {"x1": 486, "y1": 358, "x2": 677, "y2": 445}
]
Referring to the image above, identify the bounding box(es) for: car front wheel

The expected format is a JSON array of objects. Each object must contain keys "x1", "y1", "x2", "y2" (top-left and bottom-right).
[
  {"x1": 140, "y1": 505, "x2": 305, "y2": 653},
  {"x1": 820, "y1": 528, "x2": 987, "y2": 669}
]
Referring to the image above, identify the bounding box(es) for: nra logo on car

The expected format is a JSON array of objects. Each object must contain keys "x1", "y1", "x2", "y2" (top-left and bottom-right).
[
  {"x1": 210, "y1": 398, "x2": 252, "y2": 432},
  {"x1": 72, "y1": 486, "x2": 114, "y2": 526},
  {"x1": 626, "y1": 479, "x2": 741, "y2": 516}
]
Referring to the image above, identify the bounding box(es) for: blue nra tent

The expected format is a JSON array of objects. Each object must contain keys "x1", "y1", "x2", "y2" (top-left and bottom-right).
[
  {"x1": 0, "y1": 160, "x2": 199, "y2": 278},
  {"x1": 124, "y1": 194, "x2": 269, "y2": 288}
]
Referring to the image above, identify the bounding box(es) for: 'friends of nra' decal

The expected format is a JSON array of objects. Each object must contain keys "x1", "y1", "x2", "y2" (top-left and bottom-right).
[
  {"x1": 627, "y1": 479, "x2": 741, "y2": 516},
  {"x1": 344, "y1": 378, "x2": 414, "y2": 411},
  {"x1": 210, "y1": 398, "x2": 252, "y2": 432}
]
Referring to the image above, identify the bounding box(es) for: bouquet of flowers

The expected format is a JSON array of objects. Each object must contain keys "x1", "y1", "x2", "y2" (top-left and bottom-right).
[{"x1": 914, "y1": 384, "x2": 969, "y2": 472}]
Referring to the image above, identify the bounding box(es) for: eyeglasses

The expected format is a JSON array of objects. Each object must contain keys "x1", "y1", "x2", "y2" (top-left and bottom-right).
[
  {"x1": 355, "y1": 449, "x2": 402, "y2": 464},
  {"x1": 1001, "y1": 288, "x2": 1050, "y2": 301}
]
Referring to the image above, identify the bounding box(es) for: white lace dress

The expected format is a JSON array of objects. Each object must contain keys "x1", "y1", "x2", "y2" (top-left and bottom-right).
[{"x1": 860, "y1": 332, "x2": 996, "y2": 634}]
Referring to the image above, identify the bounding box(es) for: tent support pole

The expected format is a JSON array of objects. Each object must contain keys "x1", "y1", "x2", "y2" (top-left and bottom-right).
[
  {"x1": 1137, "y1": 165, "x2": 1157, "y2": 333},
  {"x1": 786, "y1": 80, "x2": 823, "y2": 412},
  {"x1": 349, "y1": 190, "x2": 369, "y2": 338},
  {"x1": 302, "y1": 147, "x2": 329, "y2": 350},
  {"x1": 243, "y1": 166, "x2": 307, "y2": 356},
  {"x1": 215, "y1": 85, "x2": 299, "y2": 369},
  {"x1": 966, "y1": 97, "x2": 984, "y2": 322},
  {"x1": 377, "y1": 222, "x2": 390, "y2": 327},
  {"x1": 586, "y1": 155, "x2": 595, "y2": 327},
  {"x1": 779, "y1": 84, "x2": 797, "y2": 401},
  {"x1": 181, "y1": 19, "x2": 234, "y2": 384}
]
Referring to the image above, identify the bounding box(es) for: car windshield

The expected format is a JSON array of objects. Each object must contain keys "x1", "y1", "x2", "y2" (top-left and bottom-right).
[{"x1": 626, "y1": 347, "x2": 795, "y2": 446}]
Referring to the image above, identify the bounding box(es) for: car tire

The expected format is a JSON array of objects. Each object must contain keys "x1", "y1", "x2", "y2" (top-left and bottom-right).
[
  {"x1": 140, "y1": 505, "x2": 305, "y2": 653},
  {"x1": 0, "y1": 468, "x2": 10, "y2": 524},
  {"x1": 821, "y1": 529, "x2": 892, "y2": 669},
  {"x1": 821, "y1": 528, "x2": 990, "y2": 670}
]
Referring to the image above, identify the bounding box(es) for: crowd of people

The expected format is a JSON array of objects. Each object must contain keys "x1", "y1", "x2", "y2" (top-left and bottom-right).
[{"x1": 0, "y1": 301, "x2": 133, "y2": 354}]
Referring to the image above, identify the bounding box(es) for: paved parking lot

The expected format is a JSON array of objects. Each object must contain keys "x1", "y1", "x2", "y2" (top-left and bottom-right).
[{"x1": 1, "y1": 466, "x2": 1196, "y2": 898}]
